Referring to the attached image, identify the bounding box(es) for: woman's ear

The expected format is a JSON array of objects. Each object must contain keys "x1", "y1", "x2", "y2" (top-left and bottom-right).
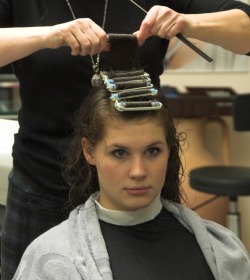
[{"x1": 81, "y1": 137, "x2": 96, "y2": 165}]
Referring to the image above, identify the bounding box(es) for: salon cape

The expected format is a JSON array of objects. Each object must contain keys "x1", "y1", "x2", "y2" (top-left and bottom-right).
[{"x1": 13, "y1": 195, "x2": 250, "y2": 280}]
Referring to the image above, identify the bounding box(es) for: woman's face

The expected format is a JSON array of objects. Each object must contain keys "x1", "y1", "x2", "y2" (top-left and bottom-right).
[{"x1": 82, "y1": 117, "x2": 170, "y2": 211}]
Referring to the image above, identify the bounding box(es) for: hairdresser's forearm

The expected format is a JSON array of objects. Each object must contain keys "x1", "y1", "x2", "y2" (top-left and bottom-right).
[
  {"x1": 184, "y1": 9, "x2": 250, "y2": 54},
  {"x1": 138, "y1": 7, "x2": 250, "y2": 54},
  {"x1": 0, "y1": 27, "x2": 54, "y2": 67},
  {"x1": 0, "y1": 19, "x2": 108, "y2": 67}
]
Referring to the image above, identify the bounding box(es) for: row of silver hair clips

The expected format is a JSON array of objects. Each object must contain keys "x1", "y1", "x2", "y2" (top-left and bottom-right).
[{"x1": 100, "y1": 69, "x2": 162, "y2": 111}]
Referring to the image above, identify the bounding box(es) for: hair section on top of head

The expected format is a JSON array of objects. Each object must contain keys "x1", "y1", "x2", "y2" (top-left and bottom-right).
[
  {"x1": 98, "y1": 33, "x2": 162, "y2": 111},
  {"x1": 107, "y1": 33, "x2": 141, "y2": 71}
]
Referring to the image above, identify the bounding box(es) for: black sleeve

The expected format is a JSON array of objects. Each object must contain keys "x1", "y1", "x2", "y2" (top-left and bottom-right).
[
  {"x1": 164, "y1": 0, "x2": 250, "y2": 15},
  {"x1": 0, "y1": 0, "x2": 12, "y2": 27},
  {"x1": 217, "y1": 0, "x2": 250, "y2": 16}
]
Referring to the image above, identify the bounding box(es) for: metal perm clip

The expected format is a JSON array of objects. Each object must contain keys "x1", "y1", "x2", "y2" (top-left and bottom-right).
[
  {"x1": 110, "y1": 88, "x2": 158, "y2": 100},
  {"x1": 115, "y1": 100, "x2": 162, "y2": 111}
]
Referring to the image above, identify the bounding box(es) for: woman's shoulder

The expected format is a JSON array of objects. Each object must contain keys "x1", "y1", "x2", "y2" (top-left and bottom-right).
[
  {"x1": 162, "y1": 199, "x2": 247, "y2": 249},
  {"x1": 23, "y1": 219, "x2": 71, "y2": 259},
  {"x1": 13, "y1": 219, "x2": 82, "y2": 279},
  {"x1": 162, "y1": 199, "x2": 250, "y2": 279},
  {"x1": 26, "y1": 206, "x2": 83, "y2": 254},
  {"x1": 31, "y1": 219, "x2": 70, "y2": 251}
]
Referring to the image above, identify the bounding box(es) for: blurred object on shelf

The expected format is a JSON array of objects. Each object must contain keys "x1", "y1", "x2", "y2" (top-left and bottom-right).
[{"x1": 161, "y1": 86, "x2": 236, "y2": 118}]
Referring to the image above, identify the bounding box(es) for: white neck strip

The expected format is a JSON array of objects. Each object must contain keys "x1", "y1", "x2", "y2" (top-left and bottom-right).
[{"x1": 94, "y1": 195, "x2": 162, "y2": 226}]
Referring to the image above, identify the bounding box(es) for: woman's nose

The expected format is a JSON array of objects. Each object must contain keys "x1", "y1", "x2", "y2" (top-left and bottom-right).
[{"x1": 128, "y1": 157, "x2": 147, "y2": 179}]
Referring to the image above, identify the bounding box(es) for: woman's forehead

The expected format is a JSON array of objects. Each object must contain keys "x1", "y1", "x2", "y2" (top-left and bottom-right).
[{"x1": 102, "y1": 116, "x2": 166, "y2": 140}]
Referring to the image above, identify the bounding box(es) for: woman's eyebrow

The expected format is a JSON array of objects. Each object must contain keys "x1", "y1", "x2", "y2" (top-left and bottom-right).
[{"x1": 106, "y1": 141, "x2": 166, "y2": 149}]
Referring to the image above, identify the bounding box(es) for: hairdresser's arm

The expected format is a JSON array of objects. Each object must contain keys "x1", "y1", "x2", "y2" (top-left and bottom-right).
[
  {"x1": 137, "y1": 6, "x2": 250, "y2": 55},
  {"x1": 0, "y1": 18, "x2": 107, "y2": 67}
]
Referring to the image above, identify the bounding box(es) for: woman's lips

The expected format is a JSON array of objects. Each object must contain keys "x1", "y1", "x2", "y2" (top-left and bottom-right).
[{"x1": 125, "y1": 186, "x2": 150, "y2": 195}]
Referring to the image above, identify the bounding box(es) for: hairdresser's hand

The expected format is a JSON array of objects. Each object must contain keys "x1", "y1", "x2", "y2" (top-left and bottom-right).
[
  {"x1": 136, "y1": 5, "x2": 250, "y2": 54},
  {"x1": 136, "y1": 5, "x2": 190, "y2": 45},
  {"x1": 46, "y1": 18, "x2": 108, "y2": 56}
]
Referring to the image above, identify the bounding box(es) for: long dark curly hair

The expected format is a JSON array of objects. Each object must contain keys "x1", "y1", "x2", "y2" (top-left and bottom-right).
[{"x1": 63, "y1": 87, "x2": 186, "y2": 209}]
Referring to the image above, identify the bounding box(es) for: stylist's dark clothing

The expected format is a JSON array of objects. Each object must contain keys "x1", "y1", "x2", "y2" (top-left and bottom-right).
[{"x1": 0, "y1": 1, "x2": 250, "y2": 279}]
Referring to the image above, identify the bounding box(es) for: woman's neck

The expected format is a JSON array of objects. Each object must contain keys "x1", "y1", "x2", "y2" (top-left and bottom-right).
[{"x1": 94, "y1": 195, "x2": 162, "y2": 226}]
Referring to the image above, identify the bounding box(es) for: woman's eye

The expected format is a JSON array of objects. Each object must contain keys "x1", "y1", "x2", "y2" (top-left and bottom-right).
[
  {"x1": 112, "y1": 149, "x2": 127, "y2": 158},
  {"x1": 147, "y1": 147, "x2": 160, "y2": 156}
]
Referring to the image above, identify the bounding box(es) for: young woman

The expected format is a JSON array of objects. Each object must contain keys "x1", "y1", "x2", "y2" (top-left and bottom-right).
[{"x1": 13, "y1": 84, "x2": 250, "y2": 279}]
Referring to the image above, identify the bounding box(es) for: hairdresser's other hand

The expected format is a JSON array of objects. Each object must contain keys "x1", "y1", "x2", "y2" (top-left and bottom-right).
[
  {"x1": 136, "y1": 5, "x2": 189, "y2": 45},
  {"x1": 46, "y1": 18, "x2": 108, "y2": 56}
]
